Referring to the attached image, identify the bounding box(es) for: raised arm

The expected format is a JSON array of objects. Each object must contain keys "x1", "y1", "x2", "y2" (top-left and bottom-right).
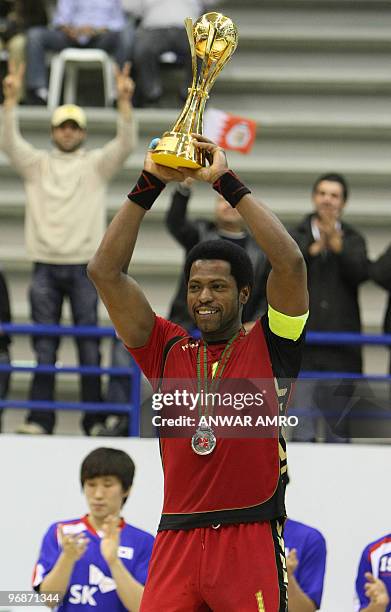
[
  {"x1": 1, "y1": 62, "x2": 42, "y2": 177},
  {"x1": 165, "y1": 179, "x2": 200, "y2": 249},
  {"x1": 183, "y1": 136, "x2": 308, "y2": 316},
  {"x1": 87, "y1": 147, "x2": 185, "y2": 348},
  {"x1": 93, "y1": 63, "x2": 138, "y2": 180}
]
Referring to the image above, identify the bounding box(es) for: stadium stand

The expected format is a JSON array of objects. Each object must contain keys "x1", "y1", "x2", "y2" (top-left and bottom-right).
[{"x1": 1, "y1": 0, "x2": 391, "y2": 434}]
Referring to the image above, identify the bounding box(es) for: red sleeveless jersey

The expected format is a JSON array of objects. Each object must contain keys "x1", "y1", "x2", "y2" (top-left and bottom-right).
[{"x1": 128, "y1": 315, "x2": 303, "y2": 530}]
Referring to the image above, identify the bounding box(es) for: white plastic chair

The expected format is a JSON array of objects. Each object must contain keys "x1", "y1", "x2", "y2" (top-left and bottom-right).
[{"x1": 47, "y1": 48, "x2": 115, "y2": 110}]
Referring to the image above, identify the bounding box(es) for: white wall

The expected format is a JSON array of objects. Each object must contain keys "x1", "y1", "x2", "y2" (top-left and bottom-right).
[{"x1": 1, "y1": 436, "x2": 390, "y2": 612}]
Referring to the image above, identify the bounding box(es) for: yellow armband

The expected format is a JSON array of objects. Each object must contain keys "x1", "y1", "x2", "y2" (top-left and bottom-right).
[{"x1": 268, "y1": 305, "x2": 309, "y2": 341}]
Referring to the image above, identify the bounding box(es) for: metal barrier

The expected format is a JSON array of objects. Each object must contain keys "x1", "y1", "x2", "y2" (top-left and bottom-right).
[
  {"x1": 0, "y1": 323, "x2": 141, "y2": 436},
  {"x1": 0, "y1": 324, "x2": 390, "y2": 435}
]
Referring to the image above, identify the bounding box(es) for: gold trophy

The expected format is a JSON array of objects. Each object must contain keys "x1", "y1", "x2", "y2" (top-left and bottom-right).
[{"x1": 151, "y1": 12, "x2": 238, "y2": 169}]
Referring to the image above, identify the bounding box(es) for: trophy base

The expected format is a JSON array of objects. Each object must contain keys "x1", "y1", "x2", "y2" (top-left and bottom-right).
[{"x1": 151, "y1": 132, "x2": 205, "y2": 169}]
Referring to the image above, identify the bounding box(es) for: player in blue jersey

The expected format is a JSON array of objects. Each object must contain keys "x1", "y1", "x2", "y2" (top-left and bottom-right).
[
  {"x1": 355, "y1": 533, "x2": 391, "y2": 612},
  {"x1": 285, "y1": 518, "x2": 327, "y2": 611},
  {"x1": 32, "y1": 447, "x2": 154, "y2": 611}
]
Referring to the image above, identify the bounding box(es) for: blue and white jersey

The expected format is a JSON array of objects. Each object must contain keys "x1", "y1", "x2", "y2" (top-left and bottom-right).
[
  {"x1": 32, "y1": 516, "x2": 154, "y2": 611},
  {"x1": 284, "y1": 518, "x2": 327, "y2": 610},
  {"x1": 355, "y1": 533, "x2": 391, "y2": 612}
]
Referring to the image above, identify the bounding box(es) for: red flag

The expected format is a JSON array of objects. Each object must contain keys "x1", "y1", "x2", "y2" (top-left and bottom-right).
[{"x1": 204, "y1": 108, "x2": 257, "y2": 154}]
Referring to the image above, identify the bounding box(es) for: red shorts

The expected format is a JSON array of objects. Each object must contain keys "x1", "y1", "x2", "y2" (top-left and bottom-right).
[{"x1": 140, "y1": 520, "x2": 287, "y2": 612}]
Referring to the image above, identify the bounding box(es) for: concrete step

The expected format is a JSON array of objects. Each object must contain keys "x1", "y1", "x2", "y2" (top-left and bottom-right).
[
  {"x1": 2, "y1": 151, "x2": 389, "y2": 201},
  {"x1": 1, "y1": 178, "x2": 390, "y2": 224},
  {"x1": 6, "y1": 105, "x2": 391, "y2": 140}
]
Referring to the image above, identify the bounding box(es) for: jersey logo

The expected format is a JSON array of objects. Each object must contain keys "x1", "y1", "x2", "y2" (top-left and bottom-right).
[
  {"x1": 69, "y1": 585, "x2": 99, "y2": 606},
  {"x1": 118, "y1": 545, "x2": 134, "y2": 560},
  {"x1": 379, "y1": 554, "x2": 391, "y2": 575},
  {"x1": 181, "y1": 340, "x2": 200, "y2": 351},
  {"x1": 89, "y1": 564, "x2": 116, "y2": 593}
]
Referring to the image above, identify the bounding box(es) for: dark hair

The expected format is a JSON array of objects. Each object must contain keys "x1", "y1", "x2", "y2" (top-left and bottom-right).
[
  {"x1": 184, "y1": 239, "x2": 254, "y2": 291},
  {"x1": 80, "y1": 447, "x2": 135, "y2": 506},
  {"x1": 312, "y1": 173, "x2": 349, "y2": 202}
]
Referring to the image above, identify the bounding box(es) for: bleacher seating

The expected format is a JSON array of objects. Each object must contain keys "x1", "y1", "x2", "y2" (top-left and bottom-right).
[{"x1": 1, "y1": 0, "x2": 391, "y2": 433}]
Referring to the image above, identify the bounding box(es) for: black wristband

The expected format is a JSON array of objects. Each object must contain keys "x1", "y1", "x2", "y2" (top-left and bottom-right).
[
  {"x1": 212, "y1": 170, "x2": 251, "y2": 207},
  {"x1": 127, "y1": 170, "x2": 166, "y2": 210}
]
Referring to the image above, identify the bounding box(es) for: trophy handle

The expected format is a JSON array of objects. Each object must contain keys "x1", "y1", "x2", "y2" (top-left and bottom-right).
[{"x1": 185, "y1": 18, "x2": 197, "y2": 91}]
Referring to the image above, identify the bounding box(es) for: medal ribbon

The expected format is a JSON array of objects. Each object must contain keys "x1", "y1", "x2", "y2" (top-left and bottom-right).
[{"x1": 196, "y1": 330, "x2": 241, "y2": 419}]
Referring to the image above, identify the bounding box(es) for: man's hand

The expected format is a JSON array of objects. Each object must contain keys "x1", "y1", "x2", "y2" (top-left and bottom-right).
[
  {"x1": 2, "y1": 60, "x2": 24, "y2": 108},
  {"x1": 59, "y1": 25, "x2": 78, "y2": 40},
  {"x1": 316, "y1": 209, "x2": 343, "y2": 253},
  {"x1": 181, "y1": 134, "x2": 228, "y2": 183},
  {"x1": 100, "y1": 515, "x2": 120, "y2": 567},
  {"x1": 286, "y1": 548, "x2": 299, "y2": 578},
  {"x1": 144, "y1": 143, "x2": 185, "y2": 184},
  {"x1": 364, "y1": 572, "x2": 390, "y2": 609},
  {"x1": 115, "y1": 62, "x2": 135, "y2": 106},
  {"x1": 59, "y1": 525, "x2": 88, "y2": 562}
]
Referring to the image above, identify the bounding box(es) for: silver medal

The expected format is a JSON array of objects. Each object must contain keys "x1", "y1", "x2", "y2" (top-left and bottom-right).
[{"x1": 191, "y1": 427, "x2": 217, "y2": 455}]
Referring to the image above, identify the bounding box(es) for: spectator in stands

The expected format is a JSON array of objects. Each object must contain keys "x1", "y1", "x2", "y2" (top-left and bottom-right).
[
  {"x1": 0, "y1": 0, "x2": 47, "y2": 101},
  {"x1": 285, "y1": 519, "x2": 327, "y2": 611},
  {"x1": 126, "y1": 0, "x2": 221, "y2": 107},
  {"x1": 290, "y1": 173, "x2": 368, "y2": 441},
  {"x1": 25, "y1": 0, "x2": 129, "y2": 105},
  {"x1": 0, "y1": 267, "x2": 11, "y2": 432},
  {"x1": 370, "y1": 245, "x2": 391, "y2": 374},
  {"x1": 166, "y1": 178, "x2": 269, "y2": 332},
  {"x1": 354, "y1": 533, "x2": 391, "y2": 612},
  {"x1": 32, "y1": 447, "x2": 154, "y2": 610},
  {"x1": 284, "y1": 472, "x2": 327, "y2": 611},
  {"x1": 0, "y1": 61, "x2": 137, "y2": 435}
]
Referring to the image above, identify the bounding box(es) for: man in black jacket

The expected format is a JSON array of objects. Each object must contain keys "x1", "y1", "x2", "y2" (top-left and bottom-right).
[
  {"x1": 290, "y1": 173, "x2": 368, "y2": 441},
  {"x1": 165, "y1": 178, "x2": 269, "y2": 332},
  {"x1": 370, "y1": 245, "x2": 391, "y2": 374},
  {"x1": 0, "y1": 267, "x2": 11, "y2": 431}
]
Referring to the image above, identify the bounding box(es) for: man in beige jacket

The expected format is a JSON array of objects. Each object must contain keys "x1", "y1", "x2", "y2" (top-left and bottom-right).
[{"x1": 0, "y1": 62, "x2": 137, "y2": 435}]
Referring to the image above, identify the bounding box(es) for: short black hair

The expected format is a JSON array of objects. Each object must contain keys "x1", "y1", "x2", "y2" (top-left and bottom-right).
[
  {"x1": 312, "y1": 173, "x2": 349, "y2": 202},
  {"x1": 80, "y1": 447, "x2": 135, "y2": 506},
  {"x1": 184, "y1": 239, "x2": 254, "y2": 291}
]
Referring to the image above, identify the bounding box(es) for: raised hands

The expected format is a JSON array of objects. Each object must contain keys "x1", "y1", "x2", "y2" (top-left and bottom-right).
[
  {"x1": 144, "y1": 139, "x2": 186, "y2": 184},
  {"x1": 144, "y1": 133, "x2": 228, "y2": 185},
  {"x1": 2, "y1": 60, "x2": 25, "y2": 107},
  {"x1": 182, "y1": 134, "x2": 229, "y2": 184},
  {"x1": 115, "y1": 62, "x2": 135, "y2": 106}
]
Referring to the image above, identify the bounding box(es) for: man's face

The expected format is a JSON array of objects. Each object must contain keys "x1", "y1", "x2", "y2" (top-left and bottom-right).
[
  {"x1": 312, "y1": 180, "x2": 346, "y2": 219},
  {"x1": 52, "y1": 120, "x2": 86, "y2": 153},
  {"x1": 214, "y1": 196, "x2": 244, "y2": 229},
  {"x1": 187, "y1": 259, "x2": 249, "y2": 335},
  {"x1": 83, "y1": 475, "x2": 128, "y2": 520}
]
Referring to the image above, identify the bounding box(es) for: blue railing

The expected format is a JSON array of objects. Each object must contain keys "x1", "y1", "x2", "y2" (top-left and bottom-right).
[
  {"x1": 0, "y1": 323, "x2": 141, "y2": 436},
  {"x1": 0, "y1": 324, "x2": 390, "y2": 434}
]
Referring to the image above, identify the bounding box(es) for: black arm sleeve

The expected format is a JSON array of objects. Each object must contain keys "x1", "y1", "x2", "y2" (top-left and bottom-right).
[
  {"x1": 0, "y1": 270, "x2": 11, "y2": 347},
  {"x1": 337, "y1": 232, "x2": 369, "y2": 287},
  {"x1": 165, "y1": 188, "x2": 200, "y2": 250},
  {"x1": 261, "y1": 314, "x2": 305, "y2": 380},
  {"x1": 0, "y1": 272, "x2": 11, "y2": 324}
]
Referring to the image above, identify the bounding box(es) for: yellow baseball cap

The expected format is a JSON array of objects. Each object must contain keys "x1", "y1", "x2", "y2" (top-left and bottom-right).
[{"x1": 51, "y1": 104, "x2": 87, "y2": 129}]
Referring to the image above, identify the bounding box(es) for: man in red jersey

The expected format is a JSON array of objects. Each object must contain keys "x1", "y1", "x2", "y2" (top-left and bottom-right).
[{"x1": 88, "y1": 135, "x2": 309, "y2": 611}]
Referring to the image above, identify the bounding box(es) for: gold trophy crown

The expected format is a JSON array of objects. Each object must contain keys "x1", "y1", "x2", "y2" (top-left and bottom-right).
[{"x1": 151, "y1": 12, "x2": 238, "y2": 169}]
